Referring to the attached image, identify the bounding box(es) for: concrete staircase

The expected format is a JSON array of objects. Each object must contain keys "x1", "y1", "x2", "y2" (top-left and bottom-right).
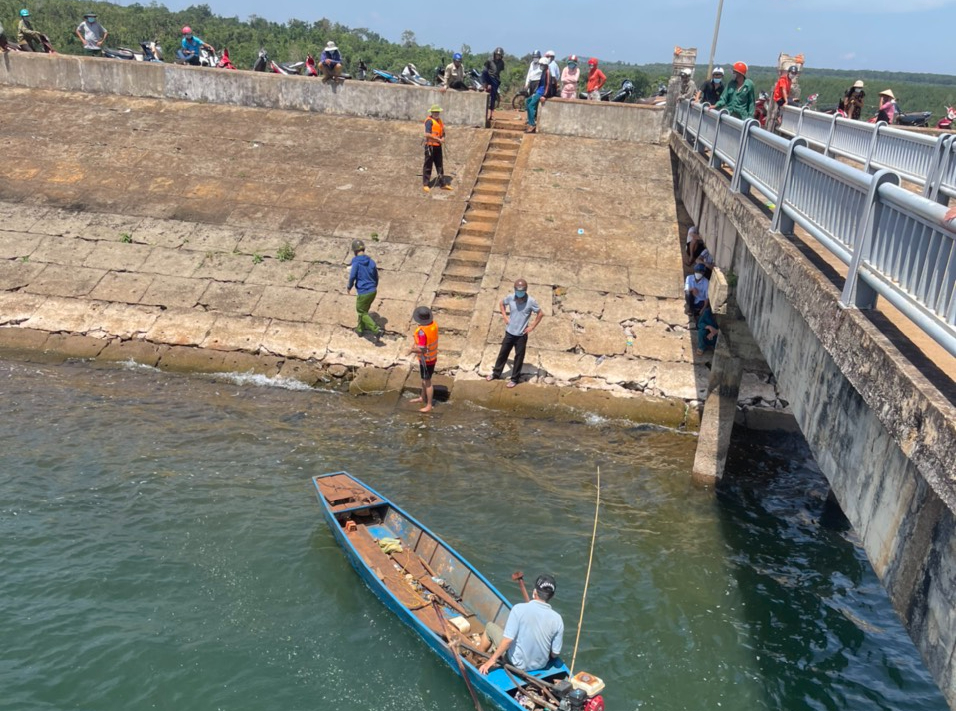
[{"x1": 432, "y1": 127, "x2": 523, "y2": 368}]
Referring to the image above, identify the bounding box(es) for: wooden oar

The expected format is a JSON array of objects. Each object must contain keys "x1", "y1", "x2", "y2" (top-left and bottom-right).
[{"x1": 432, "y1": 600, "x2": 484, "y2": 711}]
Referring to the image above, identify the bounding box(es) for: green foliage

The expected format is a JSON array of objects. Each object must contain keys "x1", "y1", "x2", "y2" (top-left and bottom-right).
[
  {"x1": 252, "y1": 252, "x2": 263, "y2": 264},
  {"x1": 6, "y1": 1, "x2": 953, "y2": 114},
  {"x1": 275, "y1": 242, "x2": 295, "y2": 262},
  {"x1": 119, "y1": 232, "x2": 132, "y2": 243}
]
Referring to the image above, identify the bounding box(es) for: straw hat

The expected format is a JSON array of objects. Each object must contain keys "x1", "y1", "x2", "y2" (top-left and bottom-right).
[{"x1": 879, "y1": 89, "x2": 895, "y2": 99}]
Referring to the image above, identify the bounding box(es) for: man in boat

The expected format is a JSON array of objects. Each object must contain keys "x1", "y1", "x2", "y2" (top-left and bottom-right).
[{"x1": 477, "y1": 574, "x2": 564, "y2": 674}]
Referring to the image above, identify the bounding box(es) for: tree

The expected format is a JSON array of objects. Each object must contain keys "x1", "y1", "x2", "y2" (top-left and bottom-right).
[{"x1": 400, "y1": 30, "x2": 416, "y2": 48}]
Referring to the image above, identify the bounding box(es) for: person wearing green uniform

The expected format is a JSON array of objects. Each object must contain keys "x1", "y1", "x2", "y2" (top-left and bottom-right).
[{"x1": 713, "y1": 61, "x2": 756, "y2": 120}]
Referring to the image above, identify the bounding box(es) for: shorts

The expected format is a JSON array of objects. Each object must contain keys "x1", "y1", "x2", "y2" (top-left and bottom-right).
[
  {"x1": 485, "y1": 621, "x2": 504, "y2": 649},
  {"x1": 419, "y1": 360, "x2": 436, "y2": 380}
]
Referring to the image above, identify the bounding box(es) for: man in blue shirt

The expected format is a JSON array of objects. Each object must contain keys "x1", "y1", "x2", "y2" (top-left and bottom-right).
[
  {"x1": 319, "y1": 40, "x2": 343, "y2": 82},
  {"x1": 684, "y1": 263, "x2": 710, "y2": 319},
  {"x1": 486, "y1": 278, "x2": 543, "y2": 388},
  {"x1": 478, "y1": 574, "x2": 563, "y2": 674},
  {"x1": 177, "y1": 26, "x2": 214, "y2": 66},
  {"x1": 347, "y1": 239, "x2": 381, "y2": 338}
]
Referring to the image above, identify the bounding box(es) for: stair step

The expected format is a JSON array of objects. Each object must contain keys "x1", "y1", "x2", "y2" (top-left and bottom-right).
[
  {"x1": 444, "y1": 262, "x2": 485, "y2": 280},
  {"x1": 482, "y1": 160, "x2": 516, "y2": 172},
  {"x1": 469, "y1": 195, "x2": 504, "y2": 210},
  {"x1": 432, "y1": 312, "x2": 472, "y2": 333},
  {"x1": 456, "y1": 233, "x2": 493, "y2": 250},
  {"x1": 432, "y1": 294, "x2": 475, "y2": 314},
  {"x1": 477, "y1": 171, "x2": 511, "y2": 184},
  {"x1": 449, "y1": 248, "x2": 491, "y2": 264},
  {"x1": 489, "y1": 141, "x2": 520, "y2": 152},
  {"x1": 463, "y1": 208, "x2": 500, "y2": 224},
  {"x1": 440, "y1": 333, "x2": 465, "y2": 355},
  {"x1": 473, "y1": 182, "x2": 507, "y2": 195},
  {"x1": 486, "y1": 149, "x2": 518, "y2": 162},
  {"x1": 459, "y1": 221, "x2": 496, "y2": 235},
  {"x1": 439, "y1": 279, "x2": 481, "y2": 297}
]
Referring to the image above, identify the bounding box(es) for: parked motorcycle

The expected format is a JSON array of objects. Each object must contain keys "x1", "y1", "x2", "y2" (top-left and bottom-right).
[
  {"x1": 400, "y1": 63, "x2": 432, "y2": 87},
  {"x1": 635, "y1": 83, "x2": 667, "y2": 106},
  {"x1": 101, "y1": 40, "x2": 163, "y2": 62},
  {"x1": 610, "y1": 79, "x2": 635, "y2": 103},
  {"x1": 867, "y1": 103, "x2": 932, "y2": 127},
  {"x1": 216, "y1": 47, "x2": 237, "y2": 70},
  {"x1": 369, "y1": 68, "x2": 401, "y2": 83},
  {"x1": 198, "y1": 46, "x2": 219, "y2": 68},
  {"x1": 253, "y1": 48, "x2": 305, "y2": 75},
  {"x1": 354, "y1": 60, "x2": 368, "y2": 81},
  {"x1": 937, "y1": 106, "x2": 956, "y2": 131}
]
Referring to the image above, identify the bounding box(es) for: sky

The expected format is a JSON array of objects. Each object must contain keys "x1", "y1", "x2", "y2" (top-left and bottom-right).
[{"x1": 123, "y1": 0, "x2": 956, "y2": 74}]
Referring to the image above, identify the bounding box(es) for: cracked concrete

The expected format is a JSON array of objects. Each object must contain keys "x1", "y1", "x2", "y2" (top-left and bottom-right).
[{"x1": 0, "y1": 86, "x2": 717, "y2": 427}]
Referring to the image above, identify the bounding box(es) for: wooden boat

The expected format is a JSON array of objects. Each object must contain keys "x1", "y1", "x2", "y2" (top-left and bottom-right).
[{"x1": 313, "y1": 471, "x2": 599, "y2": 711}]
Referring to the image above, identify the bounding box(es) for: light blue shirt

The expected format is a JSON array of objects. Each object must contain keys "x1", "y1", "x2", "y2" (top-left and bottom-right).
[
  {"x1": 684, "y1": 274, "x2": 710, "y2": 304},
  {"x1": 503, "y1": 599, "x2": 563, "y2": 671},
  {"x1": 503, "y1": 293, "x2": 540, "y2": 337}
]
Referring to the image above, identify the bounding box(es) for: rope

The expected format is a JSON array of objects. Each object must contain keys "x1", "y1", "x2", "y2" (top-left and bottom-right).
[{"x1": 570, "y1": 466, "x2": 600, "y2": 675}]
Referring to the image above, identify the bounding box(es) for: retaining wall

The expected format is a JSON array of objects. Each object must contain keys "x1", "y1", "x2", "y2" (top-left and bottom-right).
[
  {"x1": 538, "y1": 97, "x2": 666, "y2": 143},
  {"x1": 0, "y1": 51, "x2": 488, "y2": 126}
]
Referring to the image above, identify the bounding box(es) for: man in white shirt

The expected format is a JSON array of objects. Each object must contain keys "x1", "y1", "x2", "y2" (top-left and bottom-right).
[{"x1": 75, "y1": 12, "x2": 107, "y2": 54}]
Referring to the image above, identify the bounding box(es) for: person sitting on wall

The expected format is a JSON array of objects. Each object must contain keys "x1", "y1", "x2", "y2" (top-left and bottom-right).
[
  {"x1": 696, "y1": 305, "x2": 719, "y2": 356},
  {"x1": 442, "y1": 52, "x2": 467, "y2": 90},
  {"x1": 75, "y1": 12, "x2": 108, "y2": 55},
  {"x1": 319, "y1": 41, "x2": 343, "y2": 82},
  {"x1": 684, "y1": 263, "x2": 710, "y2": 320},
  {"x1": 177, "y1": 26, "x2": 213, "y2": 65},
  {"x1": 17, "y1": 9, "x2": 49, "y2": 52}
]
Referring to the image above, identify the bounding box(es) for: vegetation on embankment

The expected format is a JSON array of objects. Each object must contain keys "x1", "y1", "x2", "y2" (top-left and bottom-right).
[{"x1": 3, "y1": 0, "x2": 954, "y2": 117}]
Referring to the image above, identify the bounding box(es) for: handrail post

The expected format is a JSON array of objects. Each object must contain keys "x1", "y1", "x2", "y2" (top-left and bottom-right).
[
  {"x1": 710, "y1": 109, "x2": 728, "y2": 169},
  {"x1": 695, "y1": 106, "x2": 707, "y2": 155},
  {"x1": 770, "y1": 138, "x2": 808, "y2": 234},
  {"x1": 822, "y1": 114, "x2": 838, "y2": 158},
  {"x1": 863, "y1": 121, "x2": 886, "y2": 173},
  {"x1": 923, "y1": 133, "x2": 952, "y2": 204},
  {"x1": 730, "y1": 118, "x2": 757, "y2": 194},
  {"x1": 840, "y1": 170, "x2": 901, "y2": 309},
  {"x1": 796, "y1": 104, "x2": 809, "y2": 137}
]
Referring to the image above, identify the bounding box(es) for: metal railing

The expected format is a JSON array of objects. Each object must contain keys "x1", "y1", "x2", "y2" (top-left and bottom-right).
[
  {"x1": 777, "y1": 103, "x2": 953, "y2": 202},
  {"x1": 674, "y1": 98, "x2": 956, "y2": 358}
]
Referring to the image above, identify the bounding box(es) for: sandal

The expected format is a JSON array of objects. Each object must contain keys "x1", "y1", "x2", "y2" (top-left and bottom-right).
[
  {"x1": 485, "y1": 374, "x2": 497, "y2": 381},
  {"x1": 506, "y1": 380, "x2": 518, "y2": 388}
]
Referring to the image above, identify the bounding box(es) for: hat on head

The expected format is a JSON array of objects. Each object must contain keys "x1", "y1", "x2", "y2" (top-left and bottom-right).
[
  {"x1": 538, "y1": 56, "x2": 549, "y2": 66},
  {"x1": 351, "y1": 239, "x2": 365, "y2": 253},
  {"x1": 429, "y1": 104, "x2": 442, "y2": 113},
  {"x1": 788, "y1": 65, "x2": 799, "y2": 74},
  {"x1": 19, "y1": 8, "x2": 29, "y2": 16},
  {"x1": 694, "y1": 263, "x2": 706, "y2": 272},
  {"x1": 680, "y1": 68, "x2": 692, "y2": 77},
  {"x1": 587, "y1": 57, "x2": 598, "y2": 66},
  {"x1": 413, "y1": 306, "x2": 433, "y2": 325},
  {"x1": 732, "y1": 61, "x2": 748, "y2": 76},
  {"x1": 568, "y1": 54, "x2": 578, "y2": 63},
  {"x1": 688, "y1": 226, "x2": 698, "y2": 235},
  {"x1": 534, "y1": 574, "x2": 556, "y2": 597},
  {"x1": 325, "y1": 40, "x2": 338, "y2": 51},
  {"x1": 453, "y1": 52, "x2": 462, "y2": 61},
  {"x1": 712, "y1": 66, "x2": 724, "y2": 75},
  {"x1": 84, "y1": 11, "x2": 96, "y2": 18},
  {"x1": 545, "y1": 50, "x2": 555, "y2": 58},
  {"x1": 852, "y1": 80, "x2": 864, "y2": 89},
  {"x1": 879, "y1": 89, "x2": 895, "y2": 99}
]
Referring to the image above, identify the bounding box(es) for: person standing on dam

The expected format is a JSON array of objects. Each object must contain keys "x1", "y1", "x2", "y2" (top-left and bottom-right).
[
  {"x1": 75, "y1": 12, "x2": 107, "y2": 55},
  {"x1": 409, "y1": 306, "x2": 439, "y2": 413},
  {"x1": 485, "y1": 278, "x2": 544, "y2": 387},
  {"x1": 347, "y1": 239, "x2": 382, "y2": 340},
  {"x1": 713, "y1": 61, "x2": 755, "y2": 120},
  {"x1": 422, "y1": 105, "x2": 452, "y2": 192}
]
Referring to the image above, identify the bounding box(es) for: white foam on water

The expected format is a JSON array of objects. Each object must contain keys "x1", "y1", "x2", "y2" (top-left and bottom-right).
[{"x1": 210, "y1": 371, "x2": 317, "y2": 391}]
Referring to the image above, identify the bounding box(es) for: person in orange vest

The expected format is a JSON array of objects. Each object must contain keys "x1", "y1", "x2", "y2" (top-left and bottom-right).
[
  {"x1": 409, "y1": 306, "x2": 439, "y2": 412},
  {"x1": 423, "y1": 104, "x2": 453, "y2": 193}
]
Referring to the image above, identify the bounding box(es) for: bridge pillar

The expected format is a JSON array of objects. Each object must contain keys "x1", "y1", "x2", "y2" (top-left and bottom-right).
[{"x1": 692, "y1": 332, "x2": 743, "y2": 485}]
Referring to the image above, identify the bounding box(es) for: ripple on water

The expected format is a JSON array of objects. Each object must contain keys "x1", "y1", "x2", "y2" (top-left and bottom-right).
[{"x1": 0, "y1": 359, "x2": 947, "y2": 711}]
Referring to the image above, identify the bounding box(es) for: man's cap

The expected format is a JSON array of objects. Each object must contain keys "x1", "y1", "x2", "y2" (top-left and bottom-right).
[
  {"x1": 694, "y1": 263, "x2": 706, "y2": 272},
  {"x1": 325, "y1": 40, "x2": 338, "y2": 51},
  {"x1": 680, "y1": 68, "x2": 692, "y2": 77},
  {"x1": 534, "y1": 574, "x2": 556, "y2": 596},
  {"x1": 351, "y1": 239, "x2": 365, "y2": 252},
  {"x1": 429, "y1": 104, "x2": 442, "y2": 113},
  {"x1": 413, "y1": 306, "x2": 433, "y2": 325},
  {"x1": 453, "y1": 52, "x2": 462, "y2": 61}
]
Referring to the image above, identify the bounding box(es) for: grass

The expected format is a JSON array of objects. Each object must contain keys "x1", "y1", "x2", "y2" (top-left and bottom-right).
[
  {"x1": 276, "y1": 243, "x2": 296, "y2": 262},
  {"x1": 120, "y1": 233, "x2": 132, "y2": 243},
  {"x1": 252, "y1": 253, "x2": 264, "y2": 265},
  {"x1": 725, "y1": 270, "x2": 738, "y2": 288}
]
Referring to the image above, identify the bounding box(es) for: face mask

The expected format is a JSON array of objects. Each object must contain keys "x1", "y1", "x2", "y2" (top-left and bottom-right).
[
  {"x1": 714, "y1": 78, "x2": 722, "y2": 84},
  {"x1": 568, "y1": 62, "x2": 577, "y2": 69},
  {"x1": 694, "y1": 273, "x2": 703, "y2": 281},
  {"x1": 515, "y1": 290, "x2": 526, "y2": 298}
]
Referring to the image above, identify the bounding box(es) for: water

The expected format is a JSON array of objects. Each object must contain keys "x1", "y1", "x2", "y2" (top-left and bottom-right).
[{"x1": 0, "y1": 358, "x2": 946, "y2": 711}]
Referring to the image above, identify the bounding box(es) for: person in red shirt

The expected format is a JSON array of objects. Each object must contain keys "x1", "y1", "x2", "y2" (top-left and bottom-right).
[
  {"x1": 768, "y1": 65, "x2": 798, "y2": 132},
  {"x1": 586, "y1": 58, "x2": 606, "y2": 101},
  {"x1": 409, "y1": 306, "x2": 439, "y2": 413}
]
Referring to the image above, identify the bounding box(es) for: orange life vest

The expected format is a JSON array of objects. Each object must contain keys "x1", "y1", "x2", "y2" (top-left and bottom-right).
[
  {"x1": 425, "y1": 117, "x2": 444, "y2": 147},
  {"x1": 415, "y1": 321, "x2": 439, "y2": 363}
]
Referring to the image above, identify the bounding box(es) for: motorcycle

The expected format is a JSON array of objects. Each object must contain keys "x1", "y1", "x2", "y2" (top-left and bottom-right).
[
  {"x1": 101, "y1": 40, "x2": 163, "y2": 62},
  {"x1": 867, "y1": 102, "x2": 932, "y2": 127},
  {"x1": 635, "y1": 82, "x2": 667, "y2": 106},
  {"x1": 610, "y1": 79, "x2": 635, "y2": 103},
  {"x1": 400, "y1": 63, "x2": 432, "y2": 87},
  {"x1": 253, "y1": 48, "x2": 305, "y2": 75},
  {"x1": 354, "y1": 60, "x2": 368, "y2": 81},
  {"x1": 198, "y1": 46, "x2": 219, "y2": 68},
  {"x1": 937, "y1": 106, "x2": 956, "y2": 131},
  {"x1": 754, "y1": 91, "x2": 769, "y2": 127},
  {"x1": 369, "y1": 68, "x2": 401, "y2": 83}
]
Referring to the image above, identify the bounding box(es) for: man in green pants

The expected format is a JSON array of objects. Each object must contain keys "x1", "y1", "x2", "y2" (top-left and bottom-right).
[{"x1": 347, "y1": 239, "x2": 382, "y2": 338}]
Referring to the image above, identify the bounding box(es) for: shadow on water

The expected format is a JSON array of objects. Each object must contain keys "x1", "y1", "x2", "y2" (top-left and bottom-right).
[{"x1": 715, "y1": 431, "x2": 947, "y2": 711}]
